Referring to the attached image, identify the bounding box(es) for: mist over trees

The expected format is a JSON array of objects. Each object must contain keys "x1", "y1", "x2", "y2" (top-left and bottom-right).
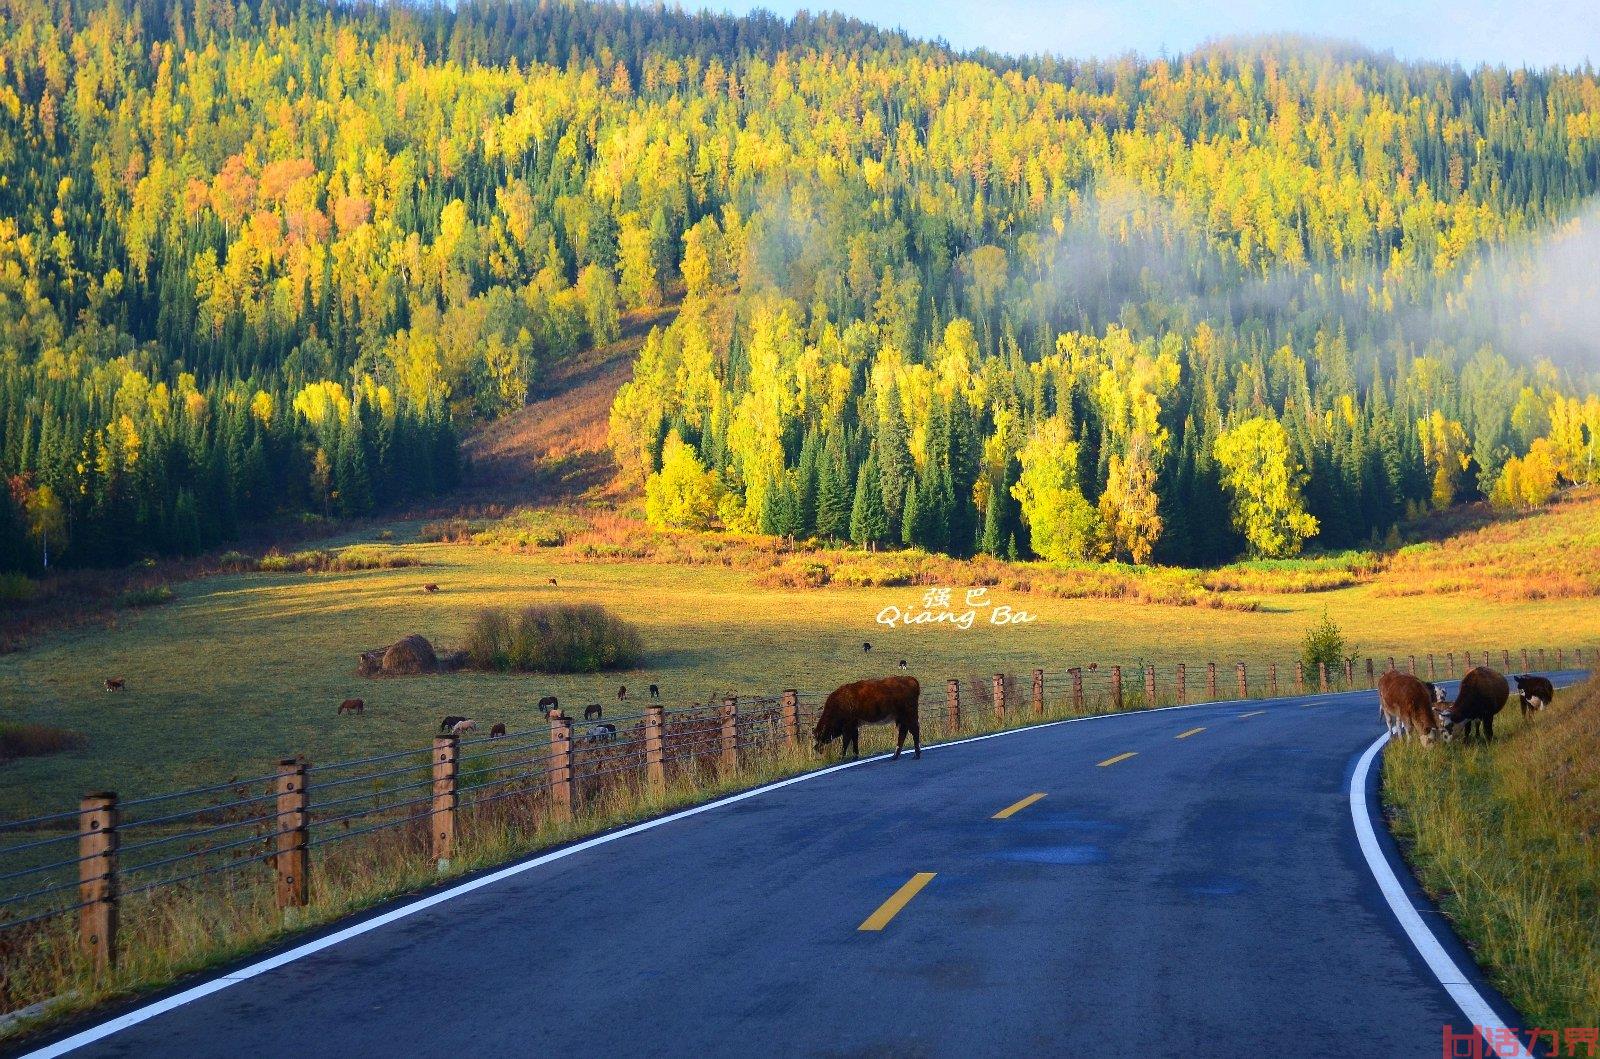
[{"x1": 1, "y1": 0, "x2": 1599, "y2": 571}]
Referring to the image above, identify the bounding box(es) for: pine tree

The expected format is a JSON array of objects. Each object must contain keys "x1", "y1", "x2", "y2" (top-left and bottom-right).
[{"x1": 849, "y1": 445, "x2": 889, "y2": 549}]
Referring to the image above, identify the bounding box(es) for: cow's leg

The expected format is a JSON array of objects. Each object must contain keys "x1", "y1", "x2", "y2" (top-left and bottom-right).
[
  {"x1": 911, "y1": 718, "x2": 921, "y2": 759},
  {"x1": 893, "y1": 723, "x2": 905, "y2": 760},
  {"x1": 1483, "y1": 715, "x2": 1495, "y2": 742}
]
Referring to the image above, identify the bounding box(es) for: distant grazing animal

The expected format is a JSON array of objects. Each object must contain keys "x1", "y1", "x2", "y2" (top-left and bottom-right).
[
  {"x1": 1514, "y1": 674, "x2": 1556, "y2": 718},
  {"x1": 538, "y1": 695, "x2": 559, "y2": 713},
  {"x1": 422, "y1": 583, "x2": 439, "y2": 593},
  {"x1": 862, "y1": 642, "x2": 871, "y2": 652},
  {"x1": 584, "y1": 703, "x2": 604, "y2": 721},
  {"x1": 1439, "y1": 666, "x2": 1511, "y2": 743},
  {"x1": 489, "y1": 722, "x2": 507, "y2": 739},
  {"x1": 585, "y1": 723, "x2": 617, "y2": 744},
  {"x1": 549, "y1": 578, "x2": 558, "y2": 586},
  {"x1": 1377, "y1": 671, "x2": 1441, "y2": 745},
  {"x1": 813, "y1": 676, "x2": 922, "y2": 760},
  {"x1": 104, "y1": 678, "x2": 125, "y2": 692},
  {"x1": 648, "y1": 684, "x2": 660, "y2": 700},
  {"x1": 617, "y1": 685, "x2": 627, "y2": 701},
  {"x1": 898, "y1": 660, "x2": 908, "y2": 670},
  {"x1": 440, "y1": 714, "x2": 469, "y2": 734},
  {"x1": 337, "y1": 698, "x2": 365, "y2": 715},
  {"x1": 1087, "y1": 662, "x2": 1099, "y2": 672},
  {"x1": 450, "y1": 719, "x2": 478, "y2": 735}
]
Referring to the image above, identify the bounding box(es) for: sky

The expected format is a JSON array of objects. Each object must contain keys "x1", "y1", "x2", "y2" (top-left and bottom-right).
[{"x1": 709, "y1": 0, "x2": 1599, "y2": 69}]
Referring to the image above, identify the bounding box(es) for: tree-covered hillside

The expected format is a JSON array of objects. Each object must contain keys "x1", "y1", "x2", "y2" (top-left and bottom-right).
[{"x1": 0, "y1": 0, "x2": 1598, "y2": 571}]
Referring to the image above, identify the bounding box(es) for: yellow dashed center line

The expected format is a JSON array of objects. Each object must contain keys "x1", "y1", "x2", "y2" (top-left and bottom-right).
[
  {"x1": 1097, "y1": 751, "x2": 1138, "y2": 767},
  {"x1": 1175, "y1": 727, "x2": 1206, "y2": 739},
  {"x1": 993, "y1": 792, "x2": 1047, "y2": 819},
  {"x1": 1239, "y1": 710, "x2": 1266, "y2": 718},
  {"x1": 859, "y1": 872, "x2": 937, "y2": 931}
]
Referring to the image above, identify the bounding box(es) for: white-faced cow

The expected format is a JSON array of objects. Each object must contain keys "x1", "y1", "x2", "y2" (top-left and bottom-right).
[
  {"x1": 1378, "y1": 670, "x2": 1442, "y2": 745},
  {"x1": 1513, "y1": 674, "x2": 1555, "y2": 718}
]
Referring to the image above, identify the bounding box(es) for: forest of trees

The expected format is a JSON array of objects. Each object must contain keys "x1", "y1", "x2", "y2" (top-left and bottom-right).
[{"x1": 1, "y1": 0, "x2": 1599, "y2": 570}]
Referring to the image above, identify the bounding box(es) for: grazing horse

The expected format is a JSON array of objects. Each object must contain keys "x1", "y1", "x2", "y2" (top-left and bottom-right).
[
  {"x1": 337, "y1": 698, "x2": 365, "y2": 715},
  {"x1": 489, "y1": 722, "x2": 507, "y2": 739},
  {"x1": 813, "y1": 677, "x2": 922, "y2": 760},
  {"x1": 440, "y1": 714, "x2": 469, "y2": 734},
  {"x1": 648, "y1": 684, "x2": 660, "y2": 700},
  {"x1": 584, "y1": 703, "x2": 604, "y2": 721}
]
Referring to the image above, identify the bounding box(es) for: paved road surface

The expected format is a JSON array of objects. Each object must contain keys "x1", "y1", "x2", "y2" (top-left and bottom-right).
[{"x1": 28, "y1": 675, "x2": 1587, "y2": 1058}]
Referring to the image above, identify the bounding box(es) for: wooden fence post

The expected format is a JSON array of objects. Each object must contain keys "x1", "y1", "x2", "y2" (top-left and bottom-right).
[
  {"x1": 1295, "y1": 662, "x2": 1305, "y2": 693},
  {"x1": 1268, "y1": 662, "x2": 1279, "y2": 697},
  {"x1": 1344, "y1": 658, "x2": 1354, "y2": 688},
  {"x1": 431, "y1": 736, "x2": 458, "y2": 869},
  {"x1": 1206, "y1": 662, "x2": 1217, "y2": 700},
  {"x1": 1502, "y1": 649, "x2": 1511, "y2": 669},
  {"x1": 1388, "y1": 656, "x2": 1396, "y2": 672},
  {"x1": 548, "y1": 714, "x2": 573, "y2": 823},
  {"x1": 1557, "y1": 648, "x2": 1564, "y2": 668},
  {"x1": 1070, "y1": 668, "x2": 1084, "y2": 711},
  {"x1": 1144, "y1": 664, "x2": 1156, "y2": 708},
  {"x1": 1428, "y1": 654, "x2": 1436, "y2": 680},
  {"x1": 1319, "y1": 662, "x2": 1329, "y2": 693},
  {"x1": 992, "y1": 673, "x2": 1006, "y2": 722},
  {"x1": 1176, "y1": 663, "x2": 1187, "y2": 704},
  {"x1": 1539, "y1": 648, "x2": 1547, "y2": 669},
  {"x1": 945, "y1": 679, "x2": 961, "y2": 733},
  {"x1": 78, "y1": 793, "x2": 118, "y2": 973},
  {"x1": 1366, "y1": 658, "x2": 1375, "y2": 688},
  {"x1": 644, "y1": 704, "x2": 665, "y2": 792},
  {"x1": 1111, "y1": 665, "x2": 1124, "y2": 710},
  {"x1": 1032, "y1": 669, "x2": 1045, "y2": 716},
  {"x1": 274, "y1": 759, "x2": 309, "y2": 911},
  {"x1": 1465, "y1": 650, "x2": 1473, "y2": 669},
  {"x1": 781, "y1": 690, "x2": 799, "y2": 748},
  {"x1": 1446, "y1": 652, "x2": 1454, "y2": 673},
  {"x1": 1408, "y1": 655, "x2": 1416, "y2": 675},
  {"x1": 1522, "y1": 648, "x2": 1530, "y2": 671},
  {"x1": 1236, "y1": 662, "x2": 1247, "y2": 699},
  {"x1": 721, "y1": 697, "x2": 739, "y2": 772}
]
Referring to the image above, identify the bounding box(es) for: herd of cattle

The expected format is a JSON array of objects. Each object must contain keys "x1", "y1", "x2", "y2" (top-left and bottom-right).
[{"x1": 1379, "y1": 666, "x2": 1555, "y2": 745}]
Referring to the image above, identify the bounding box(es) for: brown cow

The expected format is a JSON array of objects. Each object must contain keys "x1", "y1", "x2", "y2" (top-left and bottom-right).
[
  {"x1": 813, "y1": 676, "x2": 921, "y2": 760},
  {"x1": 1377, "y1": 670, "x2": 1442, "y2": 744},
  {"x1": 1439, "y1": 666, "x2": 1511, "y2": 743},
  {"x1": 104, "y1": 678, "x2": 125, "y2": 692},
  {"x1": 337, "y1": 698, "x2": 365, "y2": 715},
  {"x1": 1513, "y1": 674, "x2": 1555, "y2": 718},
  {"x1": 422, "y1": 583, "x2": 440, "y2": 593},
  {"x1": 489, "y1": 722, "x2": 507, "y2": 739}
]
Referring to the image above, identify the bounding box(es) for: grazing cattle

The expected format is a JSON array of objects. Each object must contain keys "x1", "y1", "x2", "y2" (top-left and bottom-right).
[
  {"x1": 440, "y1": 714, "x2": 469, "y2": 734},
  {"x1": 862, "y1": 642, "x2": 872, "y2": 653},
  {"x1": 585, "y1": 723, "x2": 617, "y2": 744},
  {"x1": 104, "y1": 678, "x2": 125, "y2": 692},
  {"x1": 422, "y1": 583, "x2": 439, "y2": 593},
  {"x1": 489, "y1": 722, "x2": 507, "y2": 739},
  {"x1": 617, "y1": 685, "x2": 627, "y2": 701},
  {"x1": 812, "y1": 676, "x2": 922, "y2": 760},
  {"x1": 549, "y1": 578, "x2": 558, "y2": 586},
  {"x1": 898, "y1": 659, "x2": 908, "y2": 670},
  {"x1": 537, "y1": 695, "x2": 559, "y2": 713},
  {"x1": 1377, "y1": 671, "x2": 1441, "y2": 744},
  {"x1": 1514, "y1": 674, "x2": 1556, "y2": 718},
  {"x1": 1088, "y1": 662, "x2": 1099, "y2": 672},
  {"x1": 584, "y1": 703, "x2": 604, "y2": 721},
  {"x1": 648, "y1": 684, "x2": 660, "y2": 700},
  {"x1": 1439, "y1": 666, "x2": 1511, "y2": 743},
  {"x1": 1422, "y1": 681, "x2": 1446, "y2": 705},
  {"x1": 450, "y1": 719, "x2": 478, "y2": 735},
  {"x1": 337, "y1": 698, "x2": 365, "y2": 715}
]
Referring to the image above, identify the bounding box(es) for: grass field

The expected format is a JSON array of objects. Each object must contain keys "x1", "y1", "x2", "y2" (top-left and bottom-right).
[
  {"x1": 1384, "y1": 675, "x2": 1600, "y2": 1029},
  {"x1": 2, "y1": 500, "x2": 1598, "y2": 820}
]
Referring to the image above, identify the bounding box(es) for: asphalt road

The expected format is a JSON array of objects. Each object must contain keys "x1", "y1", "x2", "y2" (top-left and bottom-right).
[{"x1": 28, "y1": 675, "x2": 1588, "y2": 1058}]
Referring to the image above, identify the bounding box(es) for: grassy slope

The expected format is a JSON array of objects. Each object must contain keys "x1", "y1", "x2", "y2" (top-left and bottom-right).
[
  {"x1": 1384, "y1": 677, "x2": 1600, "y2": 1028},
  {"x1": 1, "y1": 508, "x2": 1597, "y2": 818}
]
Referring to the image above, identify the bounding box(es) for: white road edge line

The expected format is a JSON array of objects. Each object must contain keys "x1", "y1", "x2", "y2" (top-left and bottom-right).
[
  {"x1": 1349, "y1": 732, "x2": 1519, "y2": 1058},
  {"x1": 23, "y1": 688, "x2": 1362, "y2": 1057}
]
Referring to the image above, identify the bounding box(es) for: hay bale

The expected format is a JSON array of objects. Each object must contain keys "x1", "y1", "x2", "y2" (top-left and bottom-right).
[
  {"x1": 357, "y1": 649, "x2": 386, "y2": 677},
  {"x1": 382, "y1": 634, "x2": 438, "y2": 675}
]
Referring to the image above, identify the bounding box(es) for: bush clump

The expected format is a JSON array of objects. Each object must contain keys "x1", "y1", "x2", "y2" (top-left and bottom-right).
[
  {"x1": 115, "y1": 584, "x2": 175, "y2": 608},
  {"x1": 466, "y1": 603, "x2": 643, "y2": 673},
  {"x1": 1300, "y1": 608, "x2": 1351, "y2": 673},
  {"x1": 0, "y1": 573, "x2": 38, "y2": 604}
]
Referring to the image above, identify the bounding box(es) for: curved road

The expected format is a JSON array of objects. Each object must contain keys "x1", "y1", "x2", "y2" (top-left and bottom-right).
[{"x1": 24, "y1": 676, "x2": 1585, "y2": 1058}]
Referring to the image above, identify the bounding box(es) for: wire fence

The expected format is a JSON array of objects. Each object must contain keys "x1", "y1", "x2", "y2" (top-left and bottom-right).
[{"x1": 1, "y1": 644, "x2": 1588, "y2": 983}]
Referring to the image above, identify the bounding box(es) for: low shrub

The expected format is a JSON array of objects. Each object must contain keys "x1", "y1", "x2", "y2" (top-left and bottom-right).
[
  {"x1": 0, "y1": 723, "x2": 87, "y2": 762},
  {"x1": 0, "y1": 573, "x2": 38, "y2": 605},
  {"x1": 255, "y1": 548, "x2": 421, "y2": 573},
  {"x1": 465, "y1": 603, "x2": 643, "y2": 673},
  {"x1": 115, "y1": 584, "x2": 174, "y2": 609}
]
